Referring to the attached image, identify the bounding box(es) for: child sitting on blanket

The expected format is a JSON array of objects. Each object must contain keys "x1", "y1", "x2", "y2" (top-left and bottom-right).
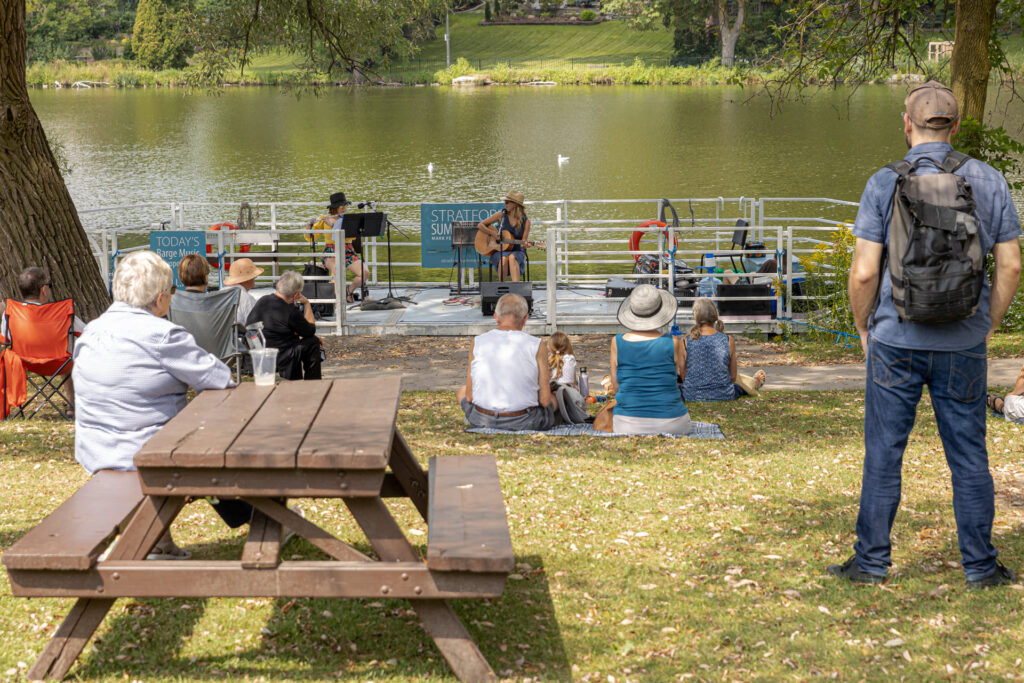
[{"x1": 547, "y1": 331, "x2": 578, "y2": 389}]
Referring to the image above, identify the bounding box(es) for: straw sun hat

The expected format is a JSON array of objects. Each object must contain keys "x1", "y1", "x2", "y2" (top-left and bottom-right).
[
  {"x1": 502, "y1": 190, "x2": 525, "y2": 207},
  {"x1": 224, "y1": 258, "x2": 264, "y2": 286},
  {"x1": 616, "y1": 284, "x2": 677, "y2": 331}
]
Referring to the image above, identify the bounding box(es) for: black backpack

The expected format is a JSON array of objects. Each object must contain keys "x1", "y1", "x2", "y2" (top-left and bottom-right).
[{"x1": 884, "y1": 150, "x2": 984, "y2": 324}]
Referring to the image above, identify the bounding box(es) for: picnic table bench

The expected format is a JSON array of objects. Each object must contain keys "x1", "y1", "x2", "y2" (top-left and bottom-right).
[{"x1": 3, "y1": 377, "x2": 514, "y2": 682}]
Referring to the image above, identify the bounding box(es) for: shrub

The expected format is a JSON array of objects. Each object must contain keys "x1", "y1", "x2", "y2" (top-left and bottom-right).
[
  {"x1": 801, "y1": 224, "x2": 856, "y2": 337},
  {"x1": 484, "y1": 1, "x2": 492, "y2": 21},
  {"x1": 580, "y1": 9, "x2": 597, "y2": 20}
]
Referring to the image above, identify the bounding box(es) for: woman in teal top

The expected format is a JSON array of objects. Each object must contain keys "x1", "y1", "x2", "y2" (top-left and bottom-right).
[{"x1": 610, "y1": 284, "x2": 691, "y2": 435}]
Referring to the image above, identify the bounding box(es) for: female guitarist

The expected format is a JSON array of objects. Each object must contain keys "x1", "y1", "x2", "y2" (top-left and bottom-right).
[{"x1": 476, "y1": 189, "x2": 531, "y2": 282}]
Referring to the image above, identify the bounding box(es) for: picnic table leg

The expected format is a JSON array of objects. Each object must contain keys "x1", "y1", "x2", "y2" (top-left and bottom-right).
[
  {"x1": 27, "y1": 598, "x2": 115, "y2": 681},
  {"x1": 26, "y1": 496, "x2": 186, "y2": 681},
  {"x1": 346, "y1": 498, "x2": 497, "y2": 683},
  {"x1": 389, "y1": 429, "x2": 430, "y2": 521}
]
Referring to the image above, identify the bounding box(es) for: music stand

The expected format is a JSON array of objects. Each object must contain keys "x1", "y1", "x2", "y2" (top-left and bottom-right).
[
  {"x1": 342, "y1": 213, "x2": 377, "y2": 304},
  {"x1": 450, "y1": 221, "x2": 480, "y2": 296}
]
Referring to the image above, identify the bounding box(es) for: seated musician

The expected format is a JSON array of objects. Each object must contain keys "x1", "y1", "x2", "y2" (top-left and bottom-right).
[
  {"x1": 456, "y1": 293, "x2": 558, "y2": 430},
  {"x1": 477, "y1": 189, "x2": 531, "y2": 282}
]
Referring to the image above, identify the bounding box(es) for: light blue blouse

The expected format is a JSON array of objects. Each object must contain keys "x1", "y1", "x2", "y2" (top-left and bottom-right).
[{"x1": 72, "y1": 301, "x2": 233, "y2": 473}]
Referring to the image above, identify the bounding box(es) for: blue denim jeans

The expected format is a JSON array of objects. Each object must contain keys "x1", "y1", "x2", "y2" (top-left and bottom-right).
[{"x1": 854, "y1": 338, "x2": 997, "y2": 580}]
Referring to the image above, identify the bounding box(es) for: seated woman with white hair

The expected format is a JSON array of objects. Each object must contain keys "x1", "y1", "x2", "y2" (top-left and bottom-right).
[{"x1": 72, "y1": 250, "x2": 248, "y2": 559}]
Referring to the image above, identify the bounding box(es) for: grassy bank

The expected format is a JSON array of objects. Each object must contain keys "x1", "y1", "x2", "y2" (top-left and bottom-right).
[
  {"x1": 2, "y1": 390, "x2": 1024, "y2": 680},
  {"x1": 28, "y1": 12, "x2": 1023, "y2": 88}
]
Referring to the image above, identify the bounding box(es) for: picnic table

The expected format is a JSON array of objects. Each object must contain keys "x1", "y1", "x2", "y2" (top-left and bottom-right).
[{"x1": 3, "y1": 377, "x2": 514, "y2": 682}]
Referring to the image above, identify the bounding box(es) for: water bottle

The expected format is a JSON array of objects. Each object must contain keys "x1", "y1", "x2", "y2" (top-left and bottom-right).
[
  {"x1": 704, "y1": 253, "x2": 717, "y2": 273},
  {"x1": 698, "y1": 276, "x2": 718, "y2": 298},
  {"x1": 578, "y1": 366, "x2": 590, "y2": 398}
]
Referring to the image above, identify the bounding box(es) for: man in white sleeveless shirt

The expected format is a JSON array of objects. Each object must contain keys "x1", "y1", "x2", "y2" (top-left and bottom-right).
[{"x1": 456, "y1": 294, "x2": 557, "y2": 430}]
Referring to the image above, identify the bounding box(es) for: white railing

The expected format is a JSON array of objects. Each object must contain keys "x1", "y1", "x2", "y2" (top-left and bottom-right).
[{"x1": 79, "y1": 197, "x2": 858, "y2": 334}]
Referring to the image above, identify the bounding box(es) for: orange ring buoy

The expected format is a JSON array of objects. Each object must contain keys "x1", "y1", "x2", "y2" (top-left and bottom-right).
[
  {"x1": 206, "y1": 222, "x2": 250, "y2": 264},
  {"x1": 630, "y1": 220, "x2": 675, "y2": 263}
]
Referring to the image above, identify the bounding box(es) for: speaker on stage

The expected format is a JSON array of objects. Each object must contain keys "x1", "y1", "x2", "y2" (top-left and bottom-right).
[{"x1": 481, "y1": 282, "x2": 533, "y2": 316}]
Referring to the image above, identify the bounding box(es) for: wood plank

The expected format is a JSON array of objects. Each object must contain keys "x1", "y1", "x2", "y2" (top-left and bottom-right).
[
  {"x1": 135, "y1": 384, "x2": 273, "y2": 468},
  {"x1": 2, "y1": 471, "x2": 144, "y2": 571},
  {"x1": 8, "y1": 563, "x2": 509, "y2": 599},
  {"x1": 136, "y1": 467, "x2": 384, "y2": 498},
  {"x1": 241, "y1": 509, "x2": 281, "y2": 569},
  {"x1": 225, "y1": 380, "x2": 331, "y2": 468},
  {"x1": 297, "y1": 377, "x2": 401, "y2": 470},
  {"x1": 388, "y1": 429, "x2": 430, "y2": 521},
  {"x1": 427, "y1": 456, "x2": 515, "y2": 573}
]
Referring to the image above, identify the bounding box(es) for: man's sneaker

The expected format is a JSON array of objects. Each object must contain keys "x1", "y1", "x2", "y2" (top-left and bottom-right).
[
  {"x1": 966, "y1": 562, "x2": 1017, "y2": 590},
  {"x1": 826, "y1": 555, "x2": 886, "y2": 585}
]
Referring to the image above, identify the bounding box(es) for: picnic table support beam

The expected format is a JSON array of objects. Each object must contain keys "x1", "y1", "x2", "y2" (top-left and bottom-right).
[
  {"x1": 27, "y1": 598, "x2": 115, "y2": 681},
  {"x1": 345, "y1": 497, "x2": 497, "y2": 683},
  {"x1": 388, "y1": 429, "x2": 430, "y2": 521},
  {"x1": 27, "y1": 494, "x2": 184, "y2": 680},
  {"x1": 248, "y1": 497, "x2": 372, "y2": 562}
]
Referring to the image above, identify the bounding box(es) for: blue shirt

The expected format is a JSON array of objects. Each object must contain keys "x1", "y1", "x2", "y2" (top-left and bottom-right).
[
  {"x1": 853, "y1": 141, "x2": 1021, "y2": 351},
  {"x1": 614, "y1": 333, "x2": 687, "y2": 419},
  {"x1": 72, "y1": 301, "x2": 234, "y2": 474},
  {"x1": 683, "y1": 332, "x2": 735, "y2": 402}
]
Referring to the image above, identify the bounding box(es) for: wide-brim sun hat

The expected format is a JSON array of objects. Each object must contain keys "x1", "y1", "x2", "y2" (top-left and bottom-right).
[
  {"x1": 616, "y1": 283, "x2": 677, "y2": 331},
  {"x1": 502, "y1": 190, "x2": 525, "y2": 207},
  {"x1": 224, "y1": 258, "x2": 264, "y2": 286}
]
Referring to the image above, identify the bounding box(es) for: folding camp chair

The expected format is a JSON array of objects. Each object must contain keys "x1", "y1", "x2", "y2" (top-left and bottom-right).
[
  {"x1": 168, "y1": 288, "x2": 247, "y2": 382},
  {"x1": 2, "y1": 298, "x2": 75, "y2": 420}
]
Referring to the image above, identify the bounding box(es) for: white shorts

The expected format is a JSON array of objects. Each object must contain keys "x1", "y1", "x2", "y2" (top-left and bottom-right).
[
  {"x1": 612, "y1": 412, "x2": 692, "y2": 436},
  {"x1": 1003, "y1": 394, "x2": 1024, "y2": 423}
]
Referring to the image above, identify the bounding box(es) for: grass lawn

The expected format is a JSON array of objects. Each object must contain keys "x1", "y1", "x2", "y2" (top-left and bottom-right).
[{"x1": 2, "y1": 389, "x2": 1024, "y2": 680}]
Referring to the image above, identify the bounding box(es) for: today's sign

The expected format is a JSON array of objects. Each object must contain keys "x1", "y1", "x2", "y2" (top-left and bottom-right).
[{"x1": 149, "y1": 231, "x2": 206, "y2": 288}]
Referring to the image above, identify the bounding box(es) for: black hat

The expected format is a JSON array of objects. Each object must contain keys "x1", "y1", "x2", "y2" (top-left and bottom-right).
[{"x1": 329, "y1": 192, "x2": 351, "y2": 209}]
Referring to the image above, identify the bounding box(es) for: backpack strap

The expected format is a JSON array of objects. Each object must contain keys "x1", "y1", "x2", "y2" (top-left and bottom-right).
[
  {"x1": 885, "y1": 160, "x2": 913, "y2": 179},
  {"x1": 941, "y1": 150, "x2": 971, "y2": 173}
]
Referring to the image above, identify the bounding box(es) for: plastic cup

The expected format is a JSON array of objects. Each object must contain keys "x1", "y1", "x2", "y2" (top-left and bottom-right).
[{"x1": 251, "y1": 348, "x2": 279, "y2": 386}]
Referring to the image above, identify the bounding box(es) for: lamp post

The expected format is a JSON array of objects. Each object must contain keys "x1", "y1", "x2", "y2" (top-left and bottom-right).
[{"x1": 445, "y1": 9, "x2": 450, "y2": 68}]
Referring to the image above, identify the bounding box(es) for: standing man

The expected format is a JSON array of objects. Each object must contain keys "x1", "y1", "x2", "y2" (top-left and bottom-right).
[
  {"x1": 455, "y1": 293, "x2": 557, "y2": 430},
  {"x1": 830, "y1": 81, "x2": 1022, "y2": 588},
  {"x1": 246, "y1": 271, "x2": 322, "y2": 380}
]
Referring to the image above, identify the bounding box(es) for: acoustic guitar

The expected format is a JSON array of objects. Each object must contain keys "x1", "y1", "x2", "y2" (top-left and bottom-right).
[{"x1": 474, "y1": 228, "x2": 547, "y2": 257}]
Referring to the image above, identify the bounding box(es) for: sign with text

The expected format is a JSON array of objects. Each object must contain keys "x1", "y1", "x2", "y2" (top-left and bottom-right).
[
  {"x1": 420, "y1": 203, "x2": 502, "y2": 268},
  {"x1": 149, "y1": 231, "x2": 206, "y2": 288}
]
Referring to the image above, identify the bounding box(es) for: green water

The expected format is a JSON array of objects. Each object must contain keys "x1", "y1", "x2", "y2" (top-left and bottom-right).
[{"x1": 30, "y1": 85, "x2": 1023, "y2": 280}]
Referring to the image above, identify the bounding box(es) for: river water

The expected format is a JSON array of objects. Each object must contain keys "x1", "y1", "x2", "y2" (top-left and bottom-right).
[{"x1": 31, "y1": 84, "x2": 1023, "y2": 216}]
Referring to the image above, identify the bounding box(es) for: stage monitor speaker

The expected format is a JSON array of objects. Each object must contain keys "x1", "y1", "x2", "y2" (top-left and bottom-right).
[
  {"x1": 451, "y1": 221, "x2": 478, "y2": 249},
  {"x1": 605, "y1": 278, "x2": 636, "y2": 298},
  {"x1": 717, "y1": 284, "x2": 772, "y2": 316},
  {"x1": 481, "y1": 282, "x2": 533, "y2": 316}
]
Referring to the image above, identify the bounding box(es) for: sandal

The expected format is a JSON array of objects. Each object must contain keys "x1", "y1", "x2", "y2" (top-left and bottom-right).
[
  {"x1": 146, "y1": 540, "x2": 192, "y2": 560},
  {"x1": 987, "y1": 393, "x2": 1005, "y2": 414}
]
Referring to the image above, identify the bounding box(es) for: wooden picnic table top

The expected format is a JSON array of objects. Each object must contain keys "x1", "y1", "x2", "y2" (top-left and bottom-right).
[{"x1": 135, "y1": 376, "x2": 402, "y2": 472}]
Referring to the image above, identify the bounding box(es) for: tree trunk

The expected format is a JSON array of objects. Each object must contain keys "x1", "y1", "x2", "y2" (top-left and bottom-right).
[
  {"x1": 1, "y1": 0, "x2": 110, "y2": 320},
  {"x1": 717, "y1": 0, "x2": 744, "y2": 67},
  {"x1": 950, "y1": 0, "x2": 997, "y2": 124}
]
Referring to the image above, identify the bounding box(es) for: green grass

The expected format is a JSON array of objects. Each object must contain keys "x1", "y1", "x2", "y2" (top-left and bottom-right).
[
  {"x1": 3, "y1": 390, "x2": 1024, "y2": 680},
  {"x1": 402, "y1": 11, "x2": 673, "y2": 67}
]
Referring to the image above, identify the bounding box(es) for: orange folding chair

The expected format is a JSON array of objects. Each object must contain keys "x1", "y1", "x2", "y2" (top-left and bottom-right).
[{"x1": 3, "y1": 298, "x2": 75, "y2": 420}]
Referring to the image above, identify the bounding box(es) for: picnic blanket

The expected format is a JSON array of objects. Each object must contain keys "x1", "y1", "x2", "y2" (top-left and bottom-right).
[{"x1": 467, "y1": 421, "x2": 725, "y2": 439}]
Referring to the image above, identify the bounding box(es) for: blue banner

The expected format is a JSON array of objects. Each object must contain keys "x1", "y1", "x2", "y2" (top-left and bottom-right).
[
  {"x1": 420, "y1": 203, "x2": 502, "y2": 268},
  {"x1": 149, "y1": 231, "x2": 206, "y2": 288}
]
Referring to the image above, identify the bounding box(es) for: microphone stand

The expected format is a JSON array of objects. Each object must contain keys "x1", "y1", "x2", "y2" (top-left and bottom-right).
[{"x1": 367, "y1": 202, "x2": 414, "y2": 307}]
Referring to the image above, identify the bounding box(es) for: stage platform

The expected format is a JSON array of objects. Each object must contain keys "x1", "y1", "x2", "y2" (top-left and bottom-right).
[{"x1": 249, "y1": 285, "x2": 794, "y2": 337}]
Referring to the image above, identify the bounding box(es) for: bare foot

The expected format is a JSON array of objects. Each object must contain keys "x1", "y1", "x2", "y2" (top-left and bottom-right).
[{"x1": 754, "y1": 370, "x2": 767, "y2": 390}]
